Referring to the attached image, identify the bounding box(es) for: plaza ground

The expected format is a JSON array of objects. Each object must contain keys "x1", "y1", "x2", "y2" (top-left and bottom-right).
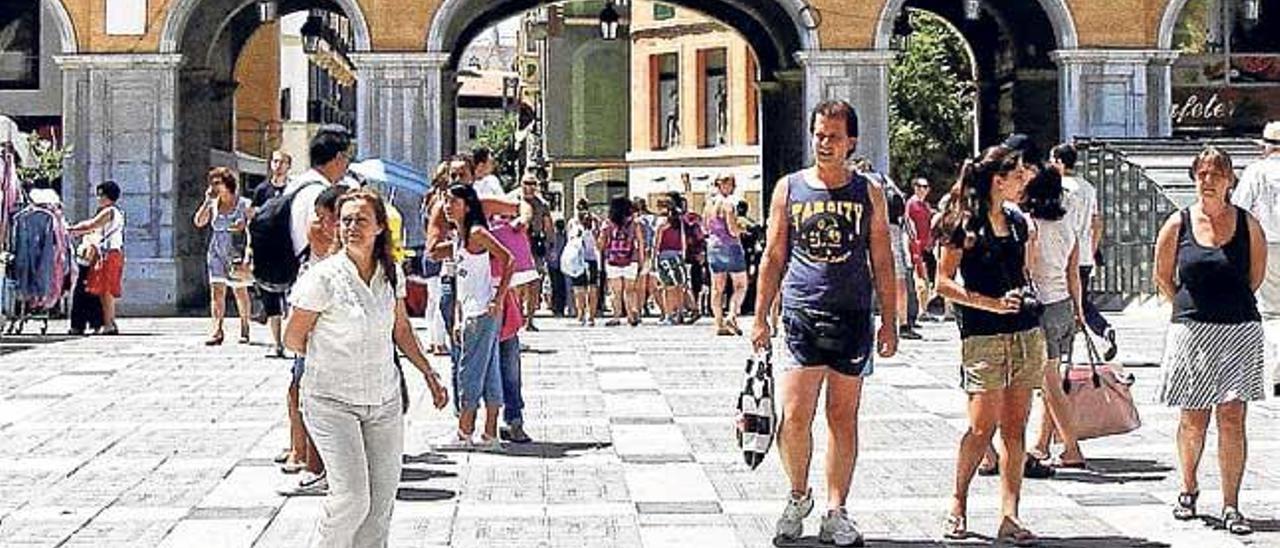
[{"x1": 0, "y1": 310, "x2": 1278, "y2": 547}]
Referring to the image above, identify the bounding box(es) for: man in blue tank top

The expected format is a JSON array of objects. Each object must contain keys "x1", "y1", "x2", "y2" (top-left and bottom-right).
[{"x1": 752, "y1": 100, "x2": 899, "y2": 546}]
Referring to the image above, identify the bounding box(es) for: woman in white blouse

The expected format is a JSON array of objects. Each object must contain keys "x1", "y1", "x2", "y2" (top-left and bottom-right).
[{"x1": 285, "y1": 189, "x2": 448, "y2": 547}]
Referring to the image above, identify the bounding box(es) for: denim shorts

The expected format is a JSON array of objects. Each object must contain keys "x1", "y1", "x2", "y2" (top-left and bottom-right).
[
  {"x1": 707, "y1": 243, "x2": 747, "y2": 274},
  {"x1": 779, "y1": 308, "x2": 875, "y2": 377},
  {"x1": 290, "y1": 356, "x2": 305, "y2": 387},
  {"x1": 1039, "y1": 299, "x2": 1076, "y2": 360}
]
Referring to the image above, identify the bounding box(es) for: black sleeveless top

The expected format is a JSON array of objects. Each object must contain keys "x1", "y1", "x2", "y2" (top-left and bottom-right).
[{"x1": 1173, "y1": 207, "x2": 1260, "y2": 324}]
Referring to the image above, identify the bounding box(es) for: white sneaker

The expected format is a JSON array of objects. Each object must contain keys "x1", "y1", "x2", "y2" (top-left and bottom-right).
[
  {"x1": 277, "y1": 471, "x2": 327, "y2": 497},
  {"x1": 473, "y1": 433, "x2": 504, "y2": 453},
  {"x1": 819, "y1": 508, "x2": 865, "y2": 547},
  {"x1": 774, "y1": 489, "x2": 814, "y2": 542},
  {"x1": 433, "y1": 431, "x2": 473, "y2": 451}
]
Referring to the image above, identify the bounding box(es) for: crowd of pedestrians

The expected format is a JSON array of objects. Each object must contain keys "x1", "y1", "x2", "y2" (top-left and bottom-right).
[{"x1": 111, "y1": 102, "x2": 1279, "y2": 546}]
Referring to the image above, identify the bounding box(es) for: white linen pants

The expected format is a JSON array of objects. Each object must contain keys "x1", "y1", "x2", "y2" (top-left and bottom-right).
[{"x1": 302, "y1": 394, "x2": 403, "y2": 548}]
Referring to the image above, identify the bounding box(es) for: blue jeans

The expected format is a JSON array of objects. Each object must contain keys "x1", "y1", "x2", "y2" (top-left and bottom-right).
[
  {"x1": 1079, "y1": 266, "x2": 1112, "y2": 337},
  {"x1": 440, "y1": 276, "x2": 461, "y2": 411},
  {"x1": 499, "y1": 334, "x2": 524, "y2": 427},
  {"x1": 457, "y1": 314, "x2": 503, "y2": 411}
]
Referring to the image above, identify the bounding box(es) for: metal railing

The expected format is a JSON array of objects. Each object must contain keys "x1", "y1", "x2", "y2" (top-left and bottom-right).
[{"x1": 1075, "y1": 136, "x2": 1263, "y2": 306}]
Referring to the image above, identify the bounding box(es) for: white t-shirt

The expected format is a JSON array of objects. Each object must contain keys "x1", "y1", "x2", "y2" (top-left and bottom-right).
[
  {"x1": 287, "y1": 170, "x2": 331, "y2": 258},
  {"x1": 287, "y1": 171, "x2": 360, "y2": 259},
  {"x1": 288, "y1": 253, "x2": 406, "y2": 405},
  {"x1": 474, "y1": 174, "x2": 504, "y2": 197},
  {"x1": 1233, "y1": 156, "x2": 1280, "y2": 244},
  {"x1": 1061, "y1": 174, "x2": 1099, "y2": 267},
  {"x1": 1029, "y1": 216, "x2": 1078, "y2": 305}
]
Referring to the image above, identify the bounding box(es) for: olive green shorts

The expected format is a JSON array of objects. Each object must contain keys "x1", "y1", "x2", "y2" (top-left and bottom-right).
[{"x1": 959, "y1": 328, "x2": 1047, "y2": 393}]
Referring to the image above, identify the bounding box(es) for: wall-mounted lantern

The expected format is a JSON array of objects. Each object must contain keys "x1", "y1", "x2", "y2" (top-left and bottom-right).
[{"x1": 599, "y1": 1, "x2": 620, "y2": 41}]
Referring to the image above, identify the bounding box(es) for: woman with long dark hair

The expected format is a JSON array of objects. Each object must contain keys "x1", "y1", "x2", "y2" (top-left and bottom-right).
[
  {"x1": 1154, "y1": 146, "x2": 1266, "y2": 535},
  {"x1": 284, "y1": 189, "x2": 448, "y2": 547},
  {"x1": 936, "y1": 145, "x2": 1044, "y2": 544},
  {"x1": 600, "y1": 196, "x2": 645, "y2": 326},
  {"x1": 442, "y1": 183, "x2": 513, "y2": 451},
  {"x1": 1022, "y1": 166, "x2": 1088, "y2": 469}
]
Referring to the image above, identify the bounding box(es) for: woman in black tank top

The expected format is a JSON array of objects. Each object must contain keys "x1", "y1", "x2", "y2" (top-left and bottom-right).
[{"x1": 1153, "y1": 146, "x2": 1267, "y2": 535}]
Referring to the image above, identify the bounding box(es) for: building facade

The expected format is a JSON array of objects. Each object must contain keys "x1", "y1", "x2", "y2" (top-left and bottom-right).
[
  {"x1": 3, "y1": 0, "x2": 1276, "y2": 313},
  {"x1": 627, "y1": 0, "x2": 763, "y2": 217}
]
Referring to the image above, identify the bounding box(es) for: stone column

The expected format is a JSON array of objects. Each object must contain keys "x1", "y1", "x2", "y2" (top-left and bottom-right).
[
  {"x1": 351, "y1": 52, "x2": 456, "y2": 174},
  {"x1": 796, "y1": 50, "x2": 895, "y2": 174},
  {"x1": 1052, "y1": 49, "x2": 1180, "y2": 140},
  {"x1": 757, "y1": 69, "x2": 806, "y2": 197},
  {"x1": 55, "y1": 54, "x2": 183, "y2": 315}
]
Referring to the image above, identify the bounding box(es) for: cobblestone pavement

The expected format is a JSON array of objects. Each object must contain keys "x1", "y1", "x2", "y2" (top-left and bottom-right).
[{"x1": 0, "y1": 311, "x2": 1278, "y2": 547}]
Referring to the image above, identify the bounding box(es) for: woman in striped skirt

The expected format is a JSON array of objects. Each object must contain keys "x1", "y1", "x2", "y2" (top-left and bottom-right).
[{"x1": 1153, "y1": 146, "x2": 1267, "y2": 536}]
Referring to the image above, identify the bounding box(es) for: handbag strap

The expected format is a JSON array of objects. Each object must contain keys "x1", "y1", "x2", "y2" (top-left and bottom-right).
[{"x1": 1079, "y1": 331, "x2": 1105, "y2": 388}]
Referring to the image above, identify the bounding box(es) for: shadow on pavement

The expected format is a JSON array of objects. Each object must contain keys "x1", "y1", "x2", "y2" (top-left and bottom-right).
[
  {"x1": 775, "y1": 534, "x2": 1169, "y2": 547},
  {"x1": 402, "y1": 452, "x2": 457, "y2": 466},
  {"x1": 400, "y1": 467, "x2": 458, "y2": 482},
  {"x1": 497, "y1": 441, "x2": 612, "y2": 459},
  {"x1": 1048, "y1": 458, "x2": 1172, "y2": 484},
  {"x1": 1197, "y1": 515, "x2": 1280, "y2": 534},
  {"x1": 395, "y1": 487, "x2": 456, "y2": 502}
]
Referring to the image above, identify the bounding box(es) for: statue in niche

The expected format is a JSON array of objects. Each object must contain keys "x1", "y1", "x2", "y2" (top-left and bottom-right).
[
  {"x1": 664, "y1": 87, "x2": 681, "y2": 148},
  {"x1": 715, "y1": 80, "x2": 728, "y2": 146}
]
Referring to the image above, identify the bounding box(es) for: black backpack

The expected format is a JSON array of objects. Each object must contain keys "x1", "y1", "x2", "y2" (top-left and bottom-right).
[{"x1": 250, "y1": 181, "x2": 323, "y2": 286}]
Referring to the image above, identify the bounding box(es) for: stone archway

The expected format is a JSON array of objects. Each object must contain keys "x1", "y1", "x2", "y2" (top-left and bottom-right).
[
  {"x1": 1156, "y1": 0, "x2": 1190, "y2": 50},
  {"x1": 158, "y1": 0, "x2": 372, "y2": 53},
  {"x1": 354, "y1": 0, "x2": 855, "y2": 200},
  {"x1": 43, "y1": 0, "x2": 78, "y2": 54},
  {"x1": 873, "y1": 0, "x2": 1079, "y2": 150},
  {"x1": 872, "y1": 0, "x2": 1079, "y2": 51}
]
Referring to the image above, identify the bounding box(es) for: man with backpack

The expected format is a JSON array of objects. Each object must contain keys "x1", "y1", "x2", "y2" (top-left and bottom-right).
[{"x1": 252, "y1": 124, "x2": 355, "y2": 498}]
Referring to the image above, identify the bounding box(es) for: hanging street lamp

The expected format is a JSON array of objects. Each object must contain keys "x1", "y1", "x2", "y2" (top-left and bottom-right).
[
  {"x1": 301, "y1": 13, "x2": 325, "y2": 54},
  {"x1": 964, "y1": 0, "x2": 980, "y2": 21},
  {"x1": 256, "y1": 0, "x2": 278, "y2": 23},
  {"x1": 1244, "y1": 0, "x2": 1260, "y2": 23},
  {"x1": 599, "y1": 1, "x2": 620, "y2": 41}
]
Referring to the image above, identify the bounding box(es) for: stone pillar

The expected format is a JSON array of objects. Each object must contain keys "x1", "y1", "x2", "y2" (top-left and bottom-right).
[
  {"x1": 55, "y1": 54, "x2": 183, "y2": 315},
  {"x1": 1052, "y1": 49, "x2": 1180, "y2": 140},
  {"x1": 351, "y1": 52, "x2": 456, "y2": 174},
  {"x1": 796, "y1": 50, "x2": 894, "y2": 174},
  {"x1": 758, "y1": 70, "x2": 807, "y2": 198}
]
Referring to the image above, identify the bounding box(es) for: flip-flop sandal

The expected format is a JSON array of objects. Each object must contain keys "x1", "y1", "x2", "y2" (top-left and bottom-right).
[
  {"x1": 273, "y1": 450, "x2": 291, "y2": 464},
  {"x1": 943, "y1": 514, "x2": 968, "y2": 540},
  {"x1": 1172, "y1": 491, "x2": 1198, "y2": 521},
  {"x1": 1223, "y1": 507, "x2": 1252, "y2": 535},
  {"x1": 997, "y1": 517, "x2": 1038, "y2": 547}
]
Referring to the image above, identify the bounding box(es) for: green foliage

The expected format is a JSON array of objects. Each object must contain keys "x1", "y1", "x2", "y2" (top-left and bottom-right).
[
  {"x1": 1172, "y1": 0, "x2": 1211, "y2": 53},
  {"x1": 16, "y1": 134, "x2": 71, "y2": 188},
  {"x1": 889, "y1": 10, "x2": 975, "y2": 189},
  {"x1": 475, "y1": 113, "x2": 520, "y2": 190}
]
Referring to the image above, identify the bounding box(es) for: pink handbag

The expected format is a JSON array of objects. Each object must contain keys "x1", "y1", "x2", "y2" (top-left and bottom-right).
[{"x1": 1058, "y1": 334, "x2": 1141, "y2": 441}]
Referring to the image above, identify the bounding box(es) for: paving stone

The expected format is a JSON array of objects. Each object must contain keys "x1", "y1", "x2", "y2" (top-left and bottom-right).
[{"x1": 0, "y1": 315, "x2": 1274, "y2": 547}]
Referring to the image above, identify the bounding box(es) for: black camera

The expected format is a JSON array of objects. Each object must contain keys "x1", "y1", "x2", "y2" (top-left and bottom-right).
[{"x1": 1014, "y1": 286, "x2": 1044, "y2": 317}]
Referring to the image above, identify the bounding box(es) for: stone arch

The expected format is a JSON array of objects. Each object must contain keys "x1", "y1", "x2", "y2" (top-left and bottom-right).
[
  {"x1": 872, "y1": 0, "x2": 1079, "y2": 50},
  {"x1": 425, "y1": 0, "x2": 814, "y2": 80},
  {"x1": 1156, "y1": 0, "x2": 1189, "y2": 50},
  {"x1": 157, "y1": 0, "x2": 372, "y2": 54},
  {"x1": 42, "y1": 0, "x2": 78, "y2": 53}
]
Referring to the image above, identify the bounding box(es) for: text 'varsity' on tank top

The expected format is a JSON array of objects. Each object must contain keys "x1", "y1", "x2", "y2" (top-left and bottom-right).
[
  {"x1": 781, "y1": 170, "x2": 873, "y2": 313},
  {"x1": 1173, "y1": 207, "x2": 1260, "y2": 324}
]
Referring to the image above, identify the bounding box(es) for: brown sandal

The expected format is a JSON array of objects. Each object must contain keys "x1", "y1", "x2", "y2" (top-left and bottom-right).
[{"x1": 997, "y1": 516, "x2": 1038, "y2": 546}]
